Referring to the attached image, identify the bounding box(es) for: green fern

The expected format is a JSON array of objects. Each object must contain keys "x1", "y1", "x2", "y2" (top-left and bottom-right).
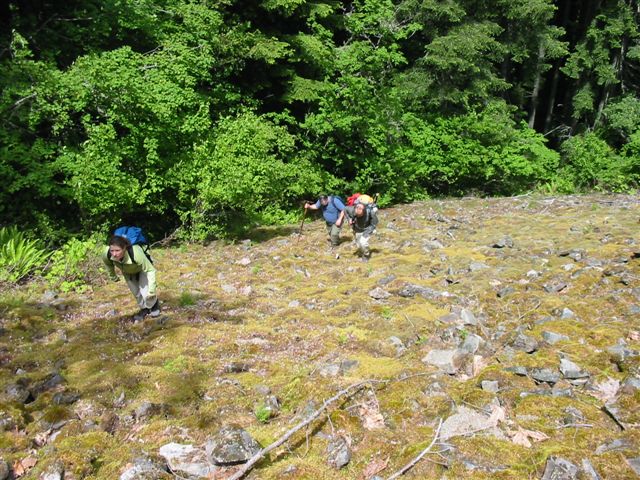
[{"x1": 0, "y1": 226, "x2": 51, "y2": 283}]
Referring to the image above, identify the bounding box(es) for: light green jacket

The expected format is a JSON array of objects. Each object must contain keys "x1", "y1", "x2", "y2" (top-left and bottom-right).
[{"x1": 102, "y1": 245, "x2": 157, "y2": 295}]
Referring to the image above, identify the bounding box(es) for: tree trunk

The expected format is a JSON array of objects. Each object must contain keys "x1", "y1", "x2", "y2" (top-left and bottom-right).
[{"x1": 529, "y1": 43, "x2": 545, "y2": 129}]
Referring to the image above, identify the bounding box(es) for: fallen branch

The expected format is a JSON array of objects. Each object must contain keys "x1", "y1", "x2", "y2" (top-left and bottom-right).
[
  {"x1": 386, "y1": 418, "x2": 443, "y2": 480},
  {"x1": 227, "y1": 380, "x2": 381, "y2": 480}
]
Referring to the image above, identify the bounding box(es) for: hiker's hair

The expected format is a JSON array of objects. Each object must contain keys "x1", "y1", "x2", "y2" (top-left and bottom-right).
[
  {"x1": 108, "y1": 234, "x2": 131, "y2": 249},
  {"x1": 319, "y1": 194, "x2": 329, "y2": 201}
]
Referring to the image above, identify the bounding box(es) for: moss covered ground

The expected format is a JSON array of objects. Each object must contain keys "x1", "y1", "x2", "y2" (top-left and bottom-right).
[{"x1": 1, "y1": 194, "x2": 639, "y2": 479}]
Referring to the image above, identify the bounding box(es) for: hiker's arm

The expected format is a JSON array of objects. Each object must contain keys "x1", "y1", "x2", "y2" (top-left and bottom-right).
[
  {"x1": 101, "y1": 248, "x2": 119, "y2": 281},
  {"x1": 364, "y1": 211, "x2": 379, "y2": 235},
  {"x1": 304, "y1": 200, "x2": 320, "y2": 211},
  {"x1": 336, "y1": 209, "x2": 346, "y2": 227}
]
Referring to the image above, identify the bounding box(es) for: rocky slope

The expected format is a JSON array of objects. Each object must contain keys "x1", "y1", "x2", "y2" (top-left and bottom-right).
[{"x1": 1, "y1": 194, "x2": 640, "y2": 479}]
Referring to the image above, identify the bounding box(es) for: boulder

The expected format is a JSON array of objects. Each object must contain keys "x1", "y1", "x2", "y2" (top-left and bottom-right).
[
  {"x1": 511, "y1": 333, "x2": 539, "y2": 353},
  {"x1": 542, "y1": 331, "x2": 569, "y2": 345},
  {"x1": 326, "y1": 435, "x2": 351, "y2": 469},
  {"x1": 530, "y1": 368, "x2": 560, "y2": 385},
  {"x1": 158, "y1": 443, "x2": 215, "y2": 478},
  {"x1": 422, "y1": 349, "x2": 469, "y2": 375},
  {"x1": 559, "y1": 358, "x2": 589, "y2": 379},
  {"x1": 541, "y1": 456, "x2": 578, "y2": 480},
  {"x1": 206, "y1": 425, "x2": 261, "y2": 465},
  {"x1": 119, "y1": 458, "x2": 170, "y2": 480}
]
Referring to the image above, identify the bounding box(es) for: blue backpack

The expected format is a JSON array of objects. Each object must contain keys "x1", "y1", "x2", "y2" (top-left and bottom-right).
[{"x1": 111, "y1": 226, "x2": 153, "y2": 263}]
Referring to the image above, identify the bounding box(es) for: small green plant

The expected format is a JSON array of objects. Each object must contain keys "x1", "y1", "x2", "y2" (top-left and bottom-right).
[
  {"x1": 251, "y1": 265, "x2": 262, "y2": 275},
  {"x1": 254, "y1": 404, "x2": 271, "y2": 423},
  {"x1": 45, "y1": 237, "x2": 99, "y2": 292},
  {"x1": 0, "y1": 226, "x2": 51, "y2": 283},
  {"x1": 179, "y1": 291, "x2": 197, "y2": 307},
  {"x1": 381, "y1": 306, "x2": 394, "y2": 320},
  {"x1": 163, "y1": 355, "x2": 188, "y2": 373},
  {"x1": 336, "y1": 331, "x2": 349, "y2": 345}
]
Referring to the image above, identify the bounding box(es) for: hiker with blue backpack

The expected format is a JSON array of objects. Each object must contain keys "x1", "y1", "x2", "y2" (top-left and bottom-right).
[
  {"x1": 102, "y1": 227, "x2": 160, "y2": 321},
  {"x1": 304, "y1": 195, "x2": 345, "y2": 247}
]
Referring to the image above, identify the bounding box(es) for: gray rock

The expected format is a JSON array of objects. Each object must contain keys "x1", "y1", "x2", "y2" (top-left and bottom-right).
[
  {"x1": 621, "y1": 376, "x2": 640, "y2": 394},
  {"x1": 326, "y1": 435, "x2": 351, "y2": 469},
  {"x1": 608, "y1": 344, "x2": 639, "y2": 364},
  {"x1": 559, "y1": 358, "x2": 589, "y2": 379},
  {"x1": 627, "y1": 457, "x2": 640, "y2": 475},
  {"x1": 581, "y1": 459, "x2": 602, "y2": 480},
  {"x1": 511, "y1": 333, "x2": 539, "y2": 353},
  {"x1": 119, "y1": 458, "x2": 170, "y2": 480},
  {"x1": 40, "y1": 464, "x2": 64, "y2": 480},
  {"x1": 53, "y1": 391, "x2": 80, "y2": 405},
  {"x1": 492, "y1": 236, "x2": 514, "y2": 248},
  {"x1": 318, "y1": 363, "x2": 341, "y2": 377},
  {"x1": 0, "y1": 459, "x2": 9, "y2": 480},
  {"x1": 460, "y1": 334, "x2": 483, "y2": 355},
  {"x1": 481, "y1": 380, "x2": 500, "y2": 393},
  {"x1": 398, "y1": 284, "x2": 448, "y2": 300},
  {"x1": 255, "y1": 395, "x2": 280, "y2": 421},
  {"x1": 32, "y1": 373, "x2": 65, "y2": 395},
  {"x1": 287, "y1": 300, "x2": 300, "y2": 308},
  {"x1": 159, "y1": 443, "x2": 215, "y2": 478},
  {"x1": 560, "y1": 308, "x2": 576, "y2": 319},
  {"x1": 377, "y1": 274, "x2": 396, "y2": 286},
  {"x1": 469, "y1": 261, "x2": 489, "y2": 272},
  {"x1": 559, "y1": 249, "x2": 584, "y2": 261},
  {"x1": 223, "y1": 362, "x2": 251, "y2": 373},
  {"x1": 541, "y1": 456, "x2": 578, "y2": 480},
  {"x1": 6, "y1": 382, "x2": 31, "y2": 404},
  {"x1": 368, "y1": 287, "x2": 391, "y2": 300},
  {"x1": 603, "y1": 401, "x2": 639, "y2": 429},
  {"x1": 254, "y1": 384, "x2": 271, "y2": 396},
  {"x1": 206, "y1": 425, "x2": 261, "y2": 465},
  {"x1": 530, "y1": 368, "x2": 560, "y2": 385},
  {"x1": 505, "y1": 366, "x2": 528, "y2": 376},
  {"x1": 388, "y1": 336, "x2": 406, "y2": 356},
  {"x1": 595, "y1": 438, "x2": 632, "y2": 455},
  {"x1": 422, "y1": 349, "x2": 469, "y2": 375},
  {"x1": 440, "y1": 406, "x2": 500, "y2": 440},
  {"x1": 544, "y1": 282, "x2": 568, "y2": 293},
  {"x1": 423, "y1": 240, "x2": 445, "y2": 250},
  {"x1": 562, "y1": 407, "x2": 584, "y2": 426},
  {"x1": 460, "y1": 309, "x2": 477, "y2": 326},
  {"x1": 0, "y1": 412, "x2": 17, "y2": 432},
  {"x1": 134, "y1": 401, "x2": 165, "y2": 421},
  {"x1": 542, "y1": 331, "x2": 569, "y2": 345},
  {"x1": 497, "y1": 286, "x2": 515, "y2": 298},
  {"x1": 438, "y1": 313, "x2": 460, "y2": 325}
]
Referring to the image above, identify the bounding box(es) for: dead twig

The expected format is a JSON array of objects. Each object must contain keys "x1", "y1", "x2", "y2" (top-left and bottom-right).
[
  {"x1": 386, "y1": 418, "x2": 443, "y2": 480},
  {"x1": 227, "y1": 380, "x2": 381, "y2": 480}
]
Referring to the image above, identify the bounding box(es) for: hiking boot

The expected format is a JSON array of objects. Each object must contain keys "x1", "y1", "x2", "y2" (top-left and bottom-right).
[
  {"x1": 133, "y1": 308, "x2": 150, "y2": 322},
  {"x1": 149, "y1": 301, "x2": 161, "y2": 318}
]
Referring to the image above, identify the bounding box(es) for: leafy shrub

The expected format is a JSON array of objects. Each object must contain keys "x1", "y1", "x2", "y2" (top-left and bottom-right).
[
  {"x1": 392, "y1": 102, "x2": 559, "y2": 197},
  {"x1": 45, "y1": 237, "x2": 101, "y2": 292},
  {"x1": 176, "y1": 111, "x2": 324, "y2": 240},
  {"x1": 0, "y1": 226, "x2": 51, "y2": 283},
  {"x1": 558, "y1": 132, "x2": 632, "y2": 192}
]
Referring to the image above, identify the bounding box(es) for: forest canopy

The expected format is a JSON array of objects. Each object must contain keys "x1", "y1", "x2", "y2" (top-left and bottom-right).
[{"x1": 1, "y1": 0, "x2": 639, "y2": 242}]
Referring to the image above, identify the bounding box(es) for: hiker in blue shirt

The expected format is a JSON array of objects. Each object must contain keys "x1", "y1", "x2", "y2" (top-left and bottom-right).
[{"x1": 304, "y1": 195, "x2": 345, "y2": 246}]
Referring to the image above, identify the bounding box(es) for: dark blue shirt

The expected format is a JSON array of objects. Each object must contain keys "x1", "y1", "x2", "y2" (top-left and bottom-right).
[{"x1": 314, "y1": 196, "x2": 345, "y2": 224}]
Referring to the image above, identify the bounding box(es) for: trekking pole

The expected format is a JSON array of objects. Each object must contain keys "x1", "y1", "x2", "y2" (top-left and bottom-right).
[{"x1": 297, "y1": 205, "x2": 308, "y2": 242}]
